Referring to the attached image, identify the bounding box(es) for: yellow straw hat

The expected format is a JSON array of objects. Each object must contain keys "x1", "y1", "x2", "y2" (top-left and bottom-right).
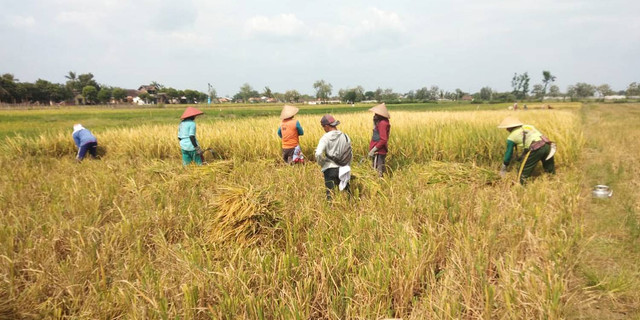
[
  {"x1": 280, "y1": 105, "x2": 299, "y2": 120},
  {"x1": 497, "y1": 116, "x2": 523, "y2": 128},
  {"x1": 368, "y1": 103, "x2": 390, "y2": 119}
]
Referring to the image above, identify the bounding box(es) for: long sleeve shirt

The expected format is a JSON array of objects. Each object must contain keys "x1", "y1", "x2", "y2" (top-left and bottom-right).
[
  {"x1": 277, "y1": 119, "x2": 304, "y2": 148},
  {"x1": 369, "y1": 119, "x2": 390, "y2": 154},
  {"x1": 503, "y1": 140, "x2": 516, "y2": 165},
  {"x1": 503, "y1": 125, "x2": 544, "y2": 165},
  {"x1": 315, "y1": 130, "x2": 342, "y2": 172},
  {"x1": 72, "y1": 129, "x2": 97, "y2": 147}
]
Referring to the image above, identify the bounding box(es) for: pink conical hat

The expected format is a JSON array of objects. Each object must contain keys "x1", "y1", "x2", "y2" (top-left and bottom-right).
[{"x1": 180, "y1": 107, "x2": 204, "y2": 119}]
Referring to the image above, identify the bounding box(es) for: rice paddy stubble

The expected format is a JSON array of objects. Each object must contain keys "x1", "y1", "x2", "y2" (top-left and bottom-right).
[{"x1": 0, "y1": 108, "x2": 585, "y2": 318}]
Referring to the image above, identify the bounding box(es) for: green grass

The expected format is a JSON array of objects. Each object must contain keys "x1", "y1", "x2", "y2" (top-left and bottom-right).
[
  {"x1": 0, "y1": 102, "x2": 577, "y2": 139},
  {"x1": 567, "y1": 103, "x2": 640, "y2": 319}
]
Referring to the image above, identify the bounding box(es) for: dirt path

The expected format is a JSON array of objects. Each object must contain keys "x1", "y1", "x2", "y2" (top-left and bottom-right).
[{"x1": 569, "y1": 103, "x2": 640, "y2": 319}]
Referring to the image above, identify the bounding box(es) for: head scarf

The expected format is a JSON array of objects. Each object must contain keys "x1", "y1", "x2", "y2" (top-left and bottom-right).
[{"x1": 73, "y1": 124, "x2": 85, "y2": 134}]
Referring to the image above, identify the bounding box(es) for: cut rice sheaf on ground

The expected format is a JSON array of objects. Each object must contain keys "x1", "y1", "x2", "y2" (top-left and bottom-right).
[{"x1": 206, "y1": 185, "x2": 283, "y2": 246}]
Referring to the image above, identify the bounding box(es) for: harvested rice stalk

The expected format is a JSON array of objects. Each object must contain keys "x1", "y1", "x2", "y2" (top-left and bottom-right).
[
  {"x1": 206, "y1": 186, "x2": 282, "y2": 246},
  {"x1": 349, "y1": 165, "x2": 386, "y2": 199},
  {"x1": 418, "y1": 161, "x2": 500, "y2": 185}
]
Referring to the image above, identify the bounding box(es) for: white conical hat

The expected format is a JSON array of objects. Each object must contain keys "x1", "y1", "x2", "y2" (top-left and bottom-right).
[
  {"x1": 497, "y1": 116, "x2": 523, "y2": 128},
  {"x1": 368, "y1": 103, "x2": 390, "y2": 119},
  {"x1": 280, "y1": 105, "x2": 299, "y2": 120}
]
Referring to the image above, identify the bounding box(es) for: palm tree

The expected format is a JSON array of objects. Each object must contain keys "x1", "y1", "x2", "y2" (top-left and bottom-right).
[
  {"x1": 65, "y1": 71, "x2": 76, "y2": 82},
  {"x1": 150, "y1": 81, "x2": 164, "y2": 91},
  {"x1": 542, "y1": 71, "x2": 556, "y2": 97},
  {"x1": 65, "y1": 71, "x2": 79, "y2": 95},
  {"x1": 263, "y1": 86, "x2": 273, "y2": 98}
]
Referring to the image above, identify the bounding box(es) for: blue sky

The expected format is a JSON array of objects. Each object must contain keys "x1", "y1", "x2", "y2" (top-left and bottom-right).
[{"x1": 1, "y1": 0, "x2": 638, "y2": 97}]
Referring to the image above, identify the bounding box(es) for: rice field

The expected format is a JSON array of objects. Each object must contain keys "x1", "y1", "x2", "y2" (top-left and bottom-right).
[{"x1": 0, "y1": 103, "x2": 597, "y2": 319}]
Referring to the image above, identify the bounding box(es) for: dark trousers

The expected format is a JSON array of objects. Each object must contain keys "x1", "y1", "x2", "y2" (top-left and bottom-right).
[
  {"x1": 372, "y1": 154, "x2": 386, "y2": 177},
  {"x1": 323, "y1": 168, "x2": 349, "y2": 200},
  {"x1": 77, "y1": 142, "x2": 97, "y2": 160},
  {"x1": 518, "y1": 144, "x2": 555, "y2": 184},
  {"x1": 282, "y1": 148, "x2": 295, "y2": 164}
]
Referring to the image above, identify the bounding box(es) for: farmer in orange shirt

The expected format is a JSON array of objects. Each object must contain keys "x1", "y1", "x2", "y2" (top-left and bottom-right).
[{"x1": 277, "y1": 105, "x2": 304, "y2": 164}]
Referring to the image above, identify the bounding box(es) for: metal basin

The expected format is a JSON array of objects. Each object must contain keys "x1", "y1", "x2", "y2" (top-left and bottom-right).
[{"x1": 592, "y1": 185, "x2": 613, "y2": 198}]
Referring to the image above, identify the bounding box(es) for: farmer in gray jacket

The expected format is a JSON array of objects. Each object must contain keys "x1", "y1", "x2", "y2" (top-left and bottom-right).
[{"x1": 315, "y1": 114, "x2": 352, "y2": 200}]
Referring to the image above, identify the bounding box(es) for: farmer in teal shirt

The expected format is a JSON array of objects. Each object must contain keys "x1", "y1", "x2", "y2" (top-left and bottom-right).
[{"x1": 178, "y1": 107, "x2": 204, "y2": 165}]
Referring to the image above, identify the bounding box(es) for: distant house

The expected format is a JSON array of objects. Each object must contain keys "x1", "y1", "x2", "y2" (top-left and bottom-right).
[
  {"x1": 126, "y1": 89, "x2": 139, "y2": 98},
  {"x1": 138, "y1": 85, "x2": 158, "y2": 95},
  {"x1": 218, "y1": 97, "x2": 231, "y2": 103},
  {"x1": 135, "y1": 85, "x2": 161, "y2": 104},
  {"x1": 125, "y1": 89, "x2": 140, "y2": 103},
  {"x1": 604, "y1": 95, "x2": 627, "y2": 101},
  {"x1": 132, "y1": 97, "x2": 145, "y2": 105},
  {"x1": 156, "y1": 92, "x2": 168, "y2": 104},
  {"x1": 461, "y1": 95, "x2": 473, "y2": 101}
]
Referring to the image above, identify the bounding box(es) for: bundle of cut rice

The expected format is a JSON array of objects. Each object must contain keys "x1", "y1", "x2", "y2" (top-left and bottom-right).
[{"x1": 206, "y1": 186, "x2": 282, "y2": 246}]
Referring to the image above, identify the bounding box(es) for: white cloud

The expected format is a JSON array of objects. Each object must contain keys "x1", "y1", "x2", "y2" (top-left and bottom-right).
[
  {"x1": 55, "y1": 11, "x2": 103, "y2": 29},
  {"x1": 6, "y1": 15, "x2": 36, "y2": 28},
  {"x1": 2, "y1": 0, "x2": 638, "y2": 96},
  {"x1": 310, "y1": 7, "x2": 409, "y2": 49},
  {"x1": 358, "y1": 7, "x2": 406, "y2": 33},
  {"x1": 244, "y1": 14, "x2": 306, "y2": 39},
  {"x1": 147, "y1": 30, "x2": 213, "y2": 47}
]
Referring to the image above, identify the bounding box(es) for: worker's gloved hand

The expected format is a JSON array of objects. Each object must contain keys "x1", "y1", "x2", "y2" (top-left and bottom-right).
[
  {"x1": 195, "y1": 146, "x2": 204, "y2": 155},
  {"x1": 368, "y1": 147, "x2": 379, "y2": 158},
  {"x1": 499, "y1": 164, "x2": 507, "y2": 177}
]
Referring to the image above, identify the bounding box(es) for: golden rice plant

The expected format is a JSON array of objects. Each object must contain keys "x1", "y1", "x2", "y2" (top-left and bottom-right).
[
  {"x1": 0, "y1": 104, "x2": 592, "y2": 319},
  {"x1": 1, "y1": 109, "x2": 583, "y2": 169},
  {"x1": 206, "y1": 185, "x2": 283, "y2": 246}
]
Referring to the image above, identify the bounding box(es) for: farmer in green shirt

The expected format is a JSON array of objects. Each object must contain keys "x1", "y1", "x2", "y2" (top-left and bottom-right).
[
  {"x1": 498, "y1": 116, "x2": 556, "y2": 184},
  {"x1": 178, "y1": 107, "x2": 204, "y2": 165}
]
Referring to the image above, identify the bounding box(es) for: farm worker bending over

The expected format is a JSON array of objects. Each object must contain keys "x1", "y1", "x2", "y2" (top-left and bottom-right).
[
  {"x1": 498, "y1": 116, "x2": 556, "y2": 184},
  {"x1": 367, "y1": 103, "x2": 391, "y2": 177},
  {"x1": 72, "y1": 124, "x2": 98, "y2": 161},
  {"x1": 315, "y1": 114, "x2": 352, "y2": 200},
  {"x1": 277, "y1": 105, "x2": 304, "y2": 164},
  {"x1": 178, "y1": 107, "x2": 204, "y2": 166}
]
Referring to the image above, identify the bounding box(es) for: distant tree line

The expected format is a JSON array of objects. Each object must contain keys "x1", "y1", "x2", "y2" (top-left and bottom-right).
[
  {"x1": 0, "y1": 71, "x2": 209, "y2": 105},
  {"x1": 2, "y1": 70, "x2": 639, "y2": 105},
  {"x1": 232, "y1": 73, "x2": 639, "y2": 105}
]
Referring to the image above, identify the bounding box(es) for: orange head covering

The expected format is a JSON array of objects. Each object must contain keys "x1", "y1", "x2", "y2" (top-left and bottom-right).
[{"x1": 181, "y1": 107, "x2": 204, "y2": 119}]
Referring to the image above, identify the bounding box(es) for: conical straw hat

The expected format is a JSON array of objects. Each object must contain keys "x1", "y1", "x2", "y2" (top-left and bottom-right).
[
  {"x1": 368, "y1": 103, "x2": 390, "y2": 119},
  {"x1": 497, "y1": 116, "x2": 523, "y2": 128},
  {"x1": 180, "y1": 106, "x2": 204, "y2": 119},
  {"x1": 280, "y1": 105, "x2": 299, "y2": 120}
]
